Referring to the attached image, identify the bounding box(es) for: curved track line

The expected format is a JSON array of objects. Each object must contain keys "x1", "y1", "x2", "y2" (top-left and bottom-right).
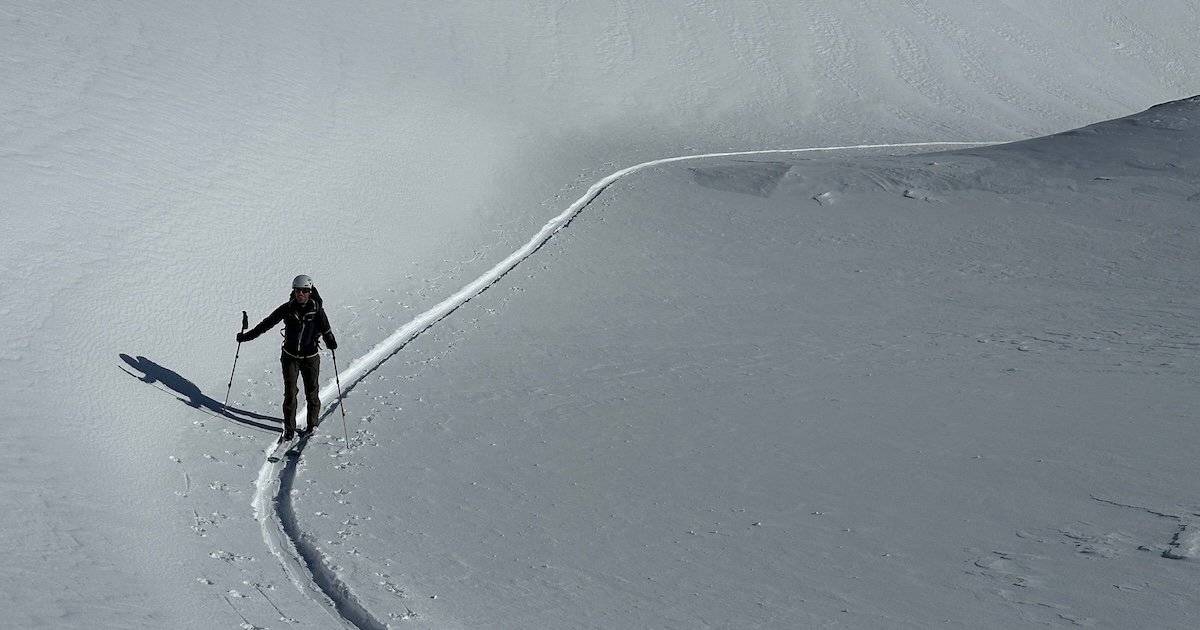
[{"x1": 252, "y1": 140, "x2": 997, "y2": 628}]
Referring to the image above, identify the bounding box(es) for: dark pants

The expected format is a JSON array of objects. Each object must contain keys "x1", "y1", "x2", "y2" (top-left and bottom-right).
[{"x1": 281, "y1": 352, "x2": 321, "y2": 434}]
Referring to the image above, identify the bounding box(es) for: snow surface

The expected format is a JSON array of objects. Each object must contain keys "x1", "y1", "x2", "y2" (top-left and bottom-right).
[{"x1": 3, "y1": 1, "x2": 1200, "y2": 628}]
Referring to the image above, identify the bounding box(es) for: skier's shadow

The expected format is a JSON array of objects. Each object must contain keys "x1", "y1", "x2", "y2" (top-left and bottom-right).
[{"x1": 119, "y1": 353, "x2": 281, "y2": 432}]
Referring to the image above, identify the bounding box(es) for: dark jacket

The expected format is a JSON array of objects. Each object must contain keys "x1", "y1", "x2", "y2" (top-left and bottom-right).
[{"x1": 243, "y1": 296, "x2": 335, "y2": 358}]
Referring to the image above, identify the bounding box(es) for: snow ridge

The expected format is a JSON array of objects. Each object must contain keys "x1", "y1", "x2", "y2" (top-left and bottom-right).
[
  {"x1": 1165, "y1": 525, "x2": 1200, "y2": 560},
  {"x1": 251, "y1": 141, "x2": 995, "y2": 627}
]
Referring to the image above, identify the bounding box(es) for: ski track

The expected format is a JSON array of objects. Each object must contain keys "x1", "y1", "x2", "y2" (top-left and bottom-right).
[{"x1": 251, "y1": 140, "x2": 997, "y2": 629}]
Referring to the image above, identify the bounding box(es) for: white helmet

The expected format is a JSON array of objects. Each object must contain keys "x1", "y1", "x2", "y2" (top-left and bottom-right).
[{"x1": 292, "y1": 274, "x2": 313, "y2": 290}]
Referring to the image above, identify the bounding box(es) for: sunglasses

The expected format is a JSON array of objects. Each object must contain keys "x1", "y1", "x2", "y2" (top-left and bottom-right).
[{"x1": 295, "y1": 288, "x2": 311, "y2": 294}]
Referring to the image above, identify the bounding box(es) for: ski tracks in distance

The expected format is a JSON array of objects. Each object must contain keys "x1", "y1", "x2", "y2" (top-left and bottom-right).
[{"x1": 251, "y1": 140, "x2": 997, "y2": 629}]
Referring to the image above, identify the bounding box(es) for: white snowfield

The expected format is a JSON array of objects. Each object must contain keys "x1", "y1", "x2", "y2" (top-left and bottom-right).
[
  {"x1": 3, "y1": 1, "x2": 1200, "y2": 629},
  {"x1": 254, "y1": 141, "x2": 994, "y2": 628}
]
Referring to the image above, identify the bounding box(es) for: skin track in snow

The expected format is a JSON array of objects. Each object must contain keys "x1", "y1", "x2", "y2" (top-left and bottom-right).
[{"x1": 250, "y1": 141, "x2": 994, "y2": 629}]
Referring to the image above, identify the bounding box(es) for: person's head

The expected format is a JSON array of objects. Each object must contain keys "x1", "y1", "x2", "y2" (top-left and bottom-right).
[{"x1": 292, "y1": 274, "x2": 313, "y2": 303}]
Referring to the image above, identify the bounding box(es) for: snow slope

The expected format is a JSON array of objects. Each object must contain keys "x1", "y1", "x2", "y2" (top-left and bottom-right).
[
  {"x1": 277, "y1": 98, "x2": 1200, "y2": 629},
  {"x1": 3, "y1": 1, "x2": 1200, "y2": 628}
]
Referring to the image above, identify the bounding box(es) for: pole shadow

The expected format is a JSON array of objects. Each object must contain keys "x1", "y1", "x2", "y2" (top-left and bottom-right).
[{"x1": 119, "y1": 353, "x2": 282, "y2": 433}]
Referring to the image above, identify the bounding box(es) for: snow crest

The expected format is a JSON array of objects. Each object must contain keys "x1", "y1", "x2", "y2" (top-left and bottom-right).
[{"x1": 1164, "y1": 525, "x2": 1200, "y2": 560}]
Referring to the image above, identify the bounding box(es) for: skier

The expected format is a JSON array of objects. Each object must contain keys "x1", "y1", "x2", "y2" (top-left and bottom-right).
[{"x1": 237, "y1": 274, "x2": 338, "y2": 440}]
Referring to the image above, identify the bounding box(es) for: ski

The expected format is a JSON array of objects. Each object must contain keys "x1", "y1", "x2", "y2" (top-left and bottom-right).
[
  {"x1": 267, "y1": 429, "x2": 312, "y2": 462},
  {"x1": 287, "y1": 430, "x2": 309, "y2": 458},
  {"x1": 266, "y1": 433, "x2": 298, "y2": 462}
]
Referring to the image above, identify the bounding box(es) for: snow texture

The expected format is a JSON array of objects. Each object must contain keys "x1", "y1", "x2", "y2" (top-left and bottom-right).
[{"x1": 3, "y1": 2, "x2": 1200, "y2": 629}]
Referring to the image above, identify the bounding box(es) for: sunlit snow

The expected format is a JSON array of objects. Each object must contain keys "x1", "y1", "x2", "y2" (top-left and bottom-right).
[{"x1": 3, "y1": 2, "x2": 1199, "y2": 628}]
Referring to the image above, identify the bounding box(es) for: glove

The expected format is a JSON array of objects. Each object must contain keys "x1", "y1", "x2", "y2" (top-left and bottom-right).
[
  {"x1": 325, "y1": 333, "x2": 338, "y2": 351},
  {"x1": 236, "y1": 332, "x2": 246, "y2": 343}
]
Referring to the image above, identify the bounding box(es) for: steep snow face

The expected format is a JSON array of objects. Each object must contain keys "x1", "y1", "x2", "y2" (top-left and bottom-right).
[{"x1": 2, "y1": 1, "x2": 1200, "y2": 628}]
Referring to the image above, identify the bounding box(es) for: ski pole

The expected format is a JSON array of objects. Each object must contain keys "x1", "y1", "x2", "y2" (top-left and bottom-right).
[
  {"x1": 331, "y1": 349, "x2": 350, "y2": 448},
  {"x1": 223, "y1": 311, "x2": 248, "y2": 411}
]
